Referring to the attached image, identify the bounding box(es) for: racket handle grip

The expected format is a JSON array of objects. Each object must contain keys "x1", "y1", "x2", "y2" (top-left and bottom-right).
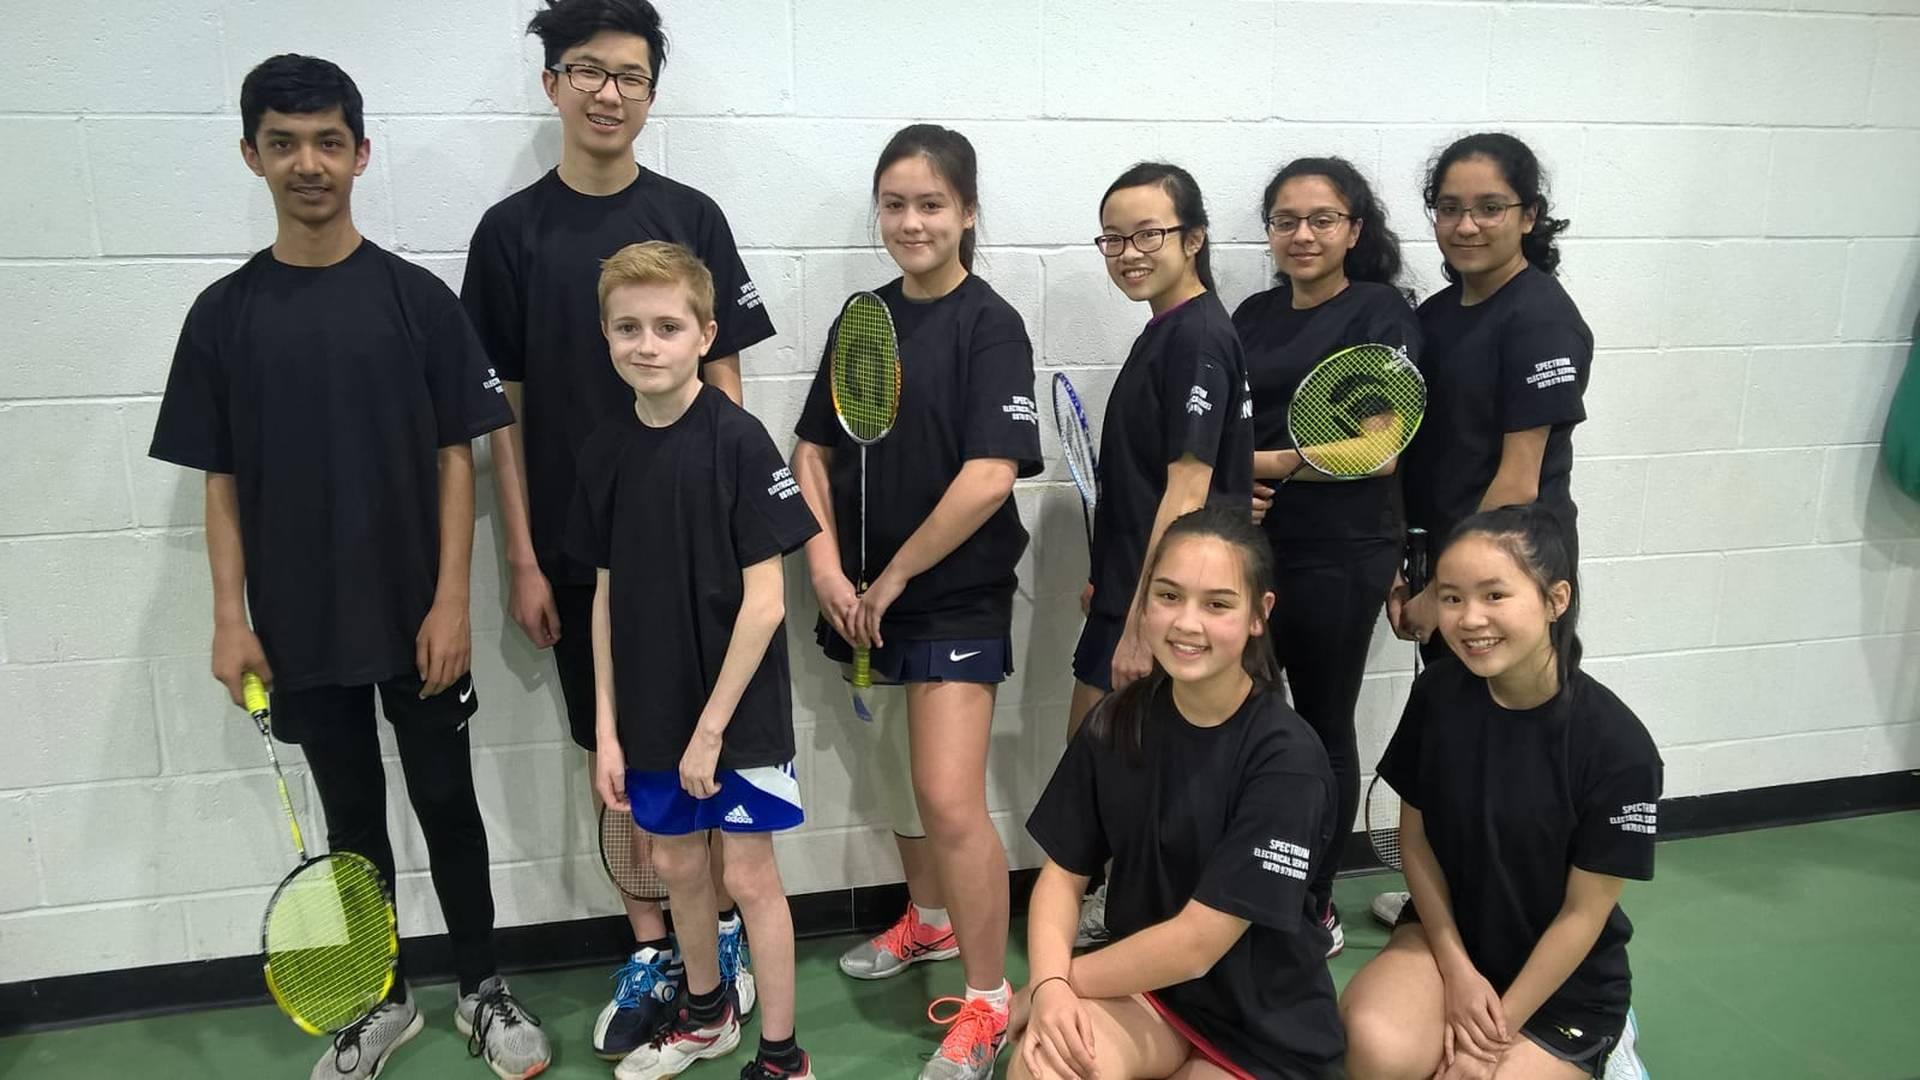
[
  {"x1": 852, "y1": 646, "x2": 872, "y2": 690},
  {"x1": 242, "y1": 672, "x2": 269, "y2": 716}
]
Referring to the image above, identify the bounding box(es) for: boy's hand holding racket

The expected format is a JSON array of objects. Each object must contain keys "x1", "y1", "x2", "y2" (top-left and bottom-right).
[
  {"x1": 212, "y1": 621, "x2": 272, "y2": 706},
  {"x1": 594, "y1": 731, "x2": 630, "y2": 812}
]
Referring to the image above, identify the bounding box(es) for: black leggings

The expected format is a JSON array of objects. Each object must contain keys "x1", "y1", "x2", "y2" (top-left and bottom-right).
[
  {"x1": 280, "y1": 679, "x2": 497, "y2": 996},
  {"x1": 1270, "y1": 539, "x2": 1401, "y2": 913}
]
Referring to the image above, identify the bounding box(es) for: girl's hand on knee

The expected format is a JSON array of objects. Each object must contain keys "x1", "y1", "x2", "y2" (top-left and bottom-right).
[
  {"x1": 1441, "y1": 967, "x2": 1508, "y2": 1061},
  {"x1": 1024, "y1": 979, "x2": 1096, "y2": 1079}
]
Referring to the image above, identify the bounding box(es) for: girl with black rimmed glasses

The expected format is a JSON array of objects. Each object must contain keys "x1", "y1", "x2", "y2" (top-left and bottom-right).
[
  {"x1": 1231, "y1": 156, "x2": 1420, "y2": 958},
  {"x1": 1065, "y1": 162, "x2": 1255, "y2": 947}
]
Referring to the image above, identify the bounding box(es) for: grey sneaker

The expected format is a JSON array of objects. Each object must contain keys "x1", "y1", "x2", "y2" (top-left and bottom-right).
[
  {"x1": 838, "y1": 905, "x2": 960, "y2": 980},
  {"x1": 918, "y1": 996, "x2": 1009, "y2": 1080},
  {"x1": 718, "y1": 914, "x2": 757, "y2": 1017},
  {"x1": 1370, "y1": 890, "x2": 1410, "y2": 928},
  {"x1": 455, "y1": 976, "x2": 551, "y2": 1080},
  {"x1": 1074, "y1": 883, "x2": 1110, "y2": 949},
  {"x1": 310, "y1": 994, "x2": 423, "y2": 1080}
]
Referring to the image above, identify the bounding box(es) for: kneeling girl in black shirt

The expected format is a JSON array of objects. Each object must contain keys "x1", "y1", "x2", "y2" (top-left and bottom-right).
[
  {"x1": 1342, "y1": 505, "x2": 1658, "y2": 1080},
  {"x1": 1016, "y1": 506, "x2": 1343, "y2": 1080}
]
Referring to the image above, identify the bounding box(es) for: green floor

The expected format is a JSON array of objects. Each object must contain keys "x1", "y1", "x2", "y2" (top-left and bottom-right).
[{"x1": 5, "y1": 812, "x2": 1918, "y2": 1079}]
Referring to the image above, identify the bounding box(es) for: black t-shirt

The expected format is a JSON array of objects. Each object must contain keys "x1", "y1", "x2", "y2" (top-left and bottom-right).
[
  {"x1": 566, "y1": 386, "x2": 819, "y2": 769},
  {"x1": 1028, "y1": 682, "x2": 1343, "y2": 1079},
  {"x1": 462, "y1": 167, "x2": 776, "y2": 586},
  {"x1": 1377, "y1": 658, "x2": 1661, "y2": 1035},
  {"x1": 1233, "y1": 281, "x2": 1421, "y2": 545},
  {"x1": 148, "y1": 242, "x2": 512, "y2": 693},
  {"x1": 1402, "y1": 266, "x2": 1590, "y2": 547},
  {"x1": 794, "y1": 275, "x2": 1042, "y2": 641},
  {"x1": 1088, "y1": 292, "x2": 1255, "y2": 618}
]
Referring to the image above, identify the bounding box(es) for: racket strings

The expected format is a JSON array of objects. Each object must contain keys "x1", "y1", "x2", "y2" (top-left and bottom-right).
[
  {"x1": 1290, "y1": 345, "x2": 1425, "y2": 476},
  {"x1": 600, "y1": 806, "x2": 666, "y2": 901},
  {"x1": 1365, "y1": 782, "x2": 1404, "y2": 872},
  {"x1": 831, "y1": 300, "x2": 900, "y2": 442},
  {"x1": 264, "y1": 855, "x2": 395, "y2": 1032},
  {"x1": 1050, "y1": 382, "x2": 1097, "y2": 508}
]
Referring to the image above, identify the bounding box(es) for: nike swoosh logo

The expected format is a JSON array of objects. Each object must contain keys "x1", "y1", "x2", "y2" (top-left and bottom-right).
[
  {"x1": 458, "y1": 681, "x2": 474, "y2": 704},
  {"x1": 948, "y1": 650, "x2": 982, "y2": 663}
]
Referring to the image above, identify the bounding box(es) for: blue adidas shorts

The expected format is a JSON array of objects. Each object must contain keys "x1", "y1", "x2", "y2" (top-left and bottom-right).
[{"x1": 625, "y1": 762, "x2": 804, "y2": 836}]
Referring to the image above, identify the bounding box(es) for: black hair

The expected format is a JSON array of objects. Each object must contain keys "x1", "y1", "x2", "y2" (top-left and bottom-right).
[
  {"x1": 239, "y1": 54, "x2": 364, "y2": 146},
  {"x1": 1423, "y1": 132, "x2": 1569, "y2": 281},
  {"x1": 1439, "y1": 503, "x2": 1583, "y2": 694},
  {"x1": 527, "y1": 0, "x2": 668, "y2": 82},
  {"x1": 1262, "y1": 156, "x2": 1404, "y2": 290},
  {"x1": 1088, "y1": 505, "x2": 1280, "y2": 762},
  {"x1": 1100, "y1": 162, "x2": 1215, "y2": 292},
  {"x1": 873, "y1": 124, "x2": 980, "y2": 272}
]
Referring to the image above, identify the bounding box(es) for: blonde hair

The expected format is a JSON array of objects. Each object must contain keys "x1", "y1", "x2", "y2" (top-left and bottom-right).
[{"x1": 597, "y1": 240, "x2": 716, "y2": 326}]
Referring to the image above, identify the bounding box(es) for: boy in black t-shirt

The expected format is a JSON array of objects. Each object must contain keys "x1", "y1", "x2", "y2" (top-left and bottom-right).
[
  {"x1": 569, "y1": 243, "x2": 818, "y2": 1080},
  {"x1": 148, "y1": 55, "x2": 548, "y2": 1080},
  {"x1": 1342, "y1": 506, "x2": 1656, "y2": 1080},
  {"x1": 460, "y1": 0, "x2": 776, "y2": 1052}
]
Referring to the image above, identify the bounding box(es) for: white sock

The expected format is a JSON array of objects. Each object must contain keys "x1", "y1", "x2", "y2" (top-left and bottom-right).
[
  {"x1": 914, "y1": 903, "x2": 951, "y2": 929},
  {"x1": 966, "y1": 981, "x2": 1010, "y2": 1010}
]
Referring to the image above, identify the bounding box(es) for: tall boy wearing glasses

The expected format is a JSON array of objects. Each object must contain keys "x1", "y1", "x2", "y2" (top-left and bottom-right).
[{"x1": 460, "y1": 0, "x2": 775, "y2": 1059}]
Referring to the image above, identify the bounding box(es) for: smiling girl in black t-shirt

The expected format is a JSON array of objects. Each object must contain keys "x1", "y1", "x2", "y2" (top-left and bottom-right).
[
  {"x1": 1390, "y1": 134, "x2": 1592, "y2": 662},
  {"x1": 1342, "y1": 505, "x2": 1656, "y2": 1080},
  {"x1": 1232, "y1": 156, "x2": 1420, "y2": 955},
  {"x1": 793, "y1": 124, "x2": 1042, "y2": 1080},
  {"x1": 1016, "y1": 505, "x2": 1341, "y2": 1080}
]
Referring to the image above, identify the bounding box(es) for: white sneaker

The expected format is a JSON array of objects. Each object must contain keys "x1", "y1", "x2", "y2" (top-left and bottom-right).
[
  {"x1": 1074, "y1": 883, "x2": 1110, "y2": 948},
  {"x1": 309, "y1": 994, "x2": 422, "y2": 1080},
  {"x1": 718, "y1": 913, "x2": 756, "y2": 1017},
  {"x1": 1604, "y1": 1008, "x2": 1649, "y2": 1080},
  {"x1": 615, "y1": 1001, "x2": 742, "y2": 1080},
  {"x1": 1370, "y1": 890, "x2": 1409, "y2": 928}
]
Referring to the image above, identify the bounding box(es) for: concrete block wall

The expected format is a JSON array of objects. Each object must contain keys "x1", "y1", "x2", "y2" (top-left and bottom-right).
[{"x1": 2, "y1": 0, "x2": 1917, "y2": 983}]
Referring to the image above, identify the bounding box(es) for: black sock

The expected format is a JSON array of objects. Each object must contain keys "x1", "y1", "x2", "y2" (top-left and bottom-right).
[
  {"x1": 759, "y1": 1035, "x2": 803, "y2": 1070},
  {"x1": 636, "y1": 936, "x2": 674, "y2": 955},
  {"x1": 686, "y1": 983, "x2": 726, "y2": 1024},
  {"x1": 458, "y1": 978, "x2": 484, "y2": 998},
  {"x1": 386, "y1": 981, "x2": 409, "y2": 1006},
  {"x1": 718, "y1": 905, "x2": 740, "y2": 923}
]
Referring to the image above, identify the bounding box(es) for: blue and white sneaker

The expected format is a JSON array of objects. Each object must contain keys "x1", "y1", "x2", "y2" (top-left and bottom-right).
[
  {"x1": 593, "y1": 944, "x2": 684, "y2": 1061},
  {"x1": 1604, "y1": 1007, "x2": 1649, "y2": 1080},
  {"x1": 718, "y1": 913, "x2": 757, "y2": 1018}
]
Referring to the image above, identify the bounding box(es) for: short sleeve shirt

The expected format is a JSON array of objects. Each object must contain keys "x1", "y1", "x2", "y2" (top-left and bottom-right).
[
  {"x1": 1028, "y1": 683, "x2": 1343, "y2": 1078},
  {"x1": 148, "y1": 241, "x2": 512, "y2": 692},
  {"x1": 463, "y1": 168, "x2": 776, "y2": 586},
  {"x1": 1088, "y1": 292, "x2": 1256, "y2": 617},
  {"x1": 1377, "y1": 658, "x2": 1661, "y2": 1035},
  {"x1": 794, "y1": 275, "x2": 1042, "y2": 641},
  {"x1": 1403, "y1": 266, "x2": 1591, "y2": 546},
  {"x1": 567, "y1": 386, "x2": 819, "y2": 768}
]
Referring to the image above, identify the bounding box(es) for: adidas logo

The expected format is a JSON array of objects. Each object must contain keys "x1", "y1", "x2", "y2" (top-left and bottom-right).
[{"x1": 724, "y1": 804, "x2": 755, "y2": 826}]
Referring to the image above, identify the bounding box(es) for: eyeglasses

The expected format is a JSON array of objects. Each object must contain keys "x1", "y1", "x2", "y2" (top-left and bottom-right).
[
  {"x1": 1265, "y1": 211, "x2": 1352, "y2": 236},
  {"x1": 1426, "y1": 201, "x2": 1524, "y2": 227},
  {"x1": 1093, "y1": 226, "x2": 1186, "y2": 257},
  {"x1": 550, "y1": 63, "x2": 655, "y2": 103}
]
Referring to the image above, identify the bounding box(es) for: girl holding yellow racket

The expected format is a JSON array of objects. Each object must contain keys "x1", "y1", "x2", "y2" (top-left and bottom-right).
[
  {"x1": 792, "y1": 124, "x2": 1042, "y2": 1080},
  {"x1": 1232, "y1": 156, "x2": 1421, "y2": 957}
]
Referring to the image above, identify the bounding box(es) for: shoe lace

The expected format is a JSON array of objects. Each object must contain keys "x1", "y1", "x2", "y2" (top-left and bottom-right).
[
  {"x1": 611, "y1": 952, "x2": 670, "y2": 1009},
  {"x1": 466, "y1": 983, "x2": 543, "y2": 1059},
  {"x1": 872, "y1": 907, "x2": 922, "y2": 959},
  {"x1": 718, "y1": 922, "x2": 751, "y2": 984},
  {"x1": 927, "y1": 996, "x2": 1006, "y2": 1065},
  {"x1": 329, "y1": 1001, "x2": 390, "y2": 1073}
]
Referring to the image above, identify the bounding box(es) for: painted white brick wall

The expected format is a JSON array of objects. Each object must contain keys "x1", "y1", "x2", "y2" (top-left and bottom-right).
[{"x1": 1, "y1": 0, "x2": 1916, "y2": 983}]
